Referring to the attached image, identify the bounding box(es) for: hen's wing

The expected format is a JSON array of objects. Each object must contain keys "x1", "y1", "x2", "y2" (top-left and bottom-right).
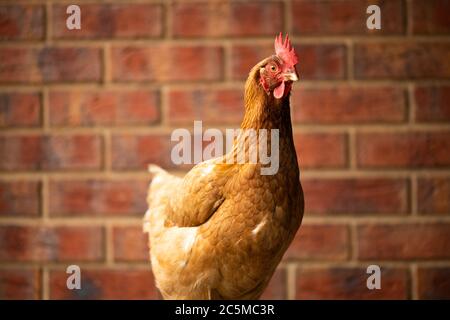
[
  {"x1": 146, "y1": 158, "x2": 234, "y2": 229},
  {"x1": 165, "y1": 159, "x2": 234, "y2": 227}
]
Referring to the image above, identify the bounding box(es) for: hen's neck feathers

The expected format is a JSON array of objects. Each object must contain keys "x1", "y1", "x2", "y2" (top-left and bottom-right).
[
  {"x1": 224, "y1": 59, "x2": 299, "y2": 171},
  {"x1": 241, "y1": 59, "x2": 294, "y2": 137}
]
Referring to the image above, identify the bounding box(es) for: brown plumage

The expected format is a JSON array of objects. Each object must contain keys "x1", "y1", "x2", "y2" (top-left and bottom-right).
[{"x1": 144, "y1": 34, "x2": 304, "y2": 300}]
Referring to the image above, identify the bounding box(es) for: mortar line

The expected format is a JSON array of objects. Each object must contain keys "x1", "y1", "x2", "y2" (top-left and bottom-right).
[
  {"x1": 1, "y1": 168, "x2": 450, "y2": 181},
  {"x1": 411, "y1": 173, "x2": 418, "y2": 216},
  {"x1": 2, "y1": 260, "x2": 450, "y2": 270},
  {"x1": 348, "y1": 127, "x2": 356, "y2": 169},
  {"x1": 286, "y1": 263, "x2": 297, "y2": 300},
  {"x1": 410, "y1": 263, "x2": 419, "y2": 300},
  {"x1": 0, "y1": 215, "x2": 448, "y2": 225},
  {"x1": 3, "y1": 80, "x2": 450, "y2": 90},
  {"x1": 105, "y1": 223, "x2": 114, "y2": 266},
  {"x1": 284, "y1": 0, "x2": 292, "y2": 34},
  {"x1": 165, "y1": 0, "x2": 173, "y2": 40},
  {"x1": 0, "y1": 37, "x2": 431, "y2": 46},
  {"x1": 45, "y1": 1, "x2": 52, "y2": 45},
  {"x1": 103, "y1": 129, "x2": 112, "y2": 174},
  {"x1": 160, "y1": 85, "x2": 169, "y2": 127},
  {"x1": 349, "y1": 221, "x2": 358, "y2": 261},
  {"x1": 346, "y1": 39, "x2": 354, "y2": 82},
  {"x1": 406, "y1": 0, "x2": 413, "y2": 37},
  {"x1": 408, "y1": 82, "x2": 415, "y2": 123},
  {"x1": 42, "y1": 87, "x2": 50, "y2": 131},
  {"x1": 103, "y1": 43, "x2": 111, "y2": 85},
  {"x1": 1, "y1": 36, "x2": 450, "y2": 48},
  {"x1": 223, "y1": 41, "x2": 232, "y2": 83},
  {"x1": 42, "y1": 267, "x2": 49, "y2": 300},
  {"x1": 41, "y1": 176, "x2": 49, "y2": 221},
  {"x1": 1, "y1": 122, "x2": 450, "y2": 135}
]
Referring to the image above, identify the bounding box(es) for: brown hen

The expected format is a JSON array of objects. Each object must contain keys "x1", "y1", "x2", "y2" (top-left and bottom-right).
[{"x1": 144, "y1": 33, "x2": 304, "y2": 300}]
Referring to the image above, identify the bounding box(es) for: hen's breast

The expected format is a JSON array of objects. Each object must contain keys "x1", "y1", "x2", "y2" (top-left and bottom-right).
[{"x1": 195, "y1": 163, "x2": 303, "y2": 299}]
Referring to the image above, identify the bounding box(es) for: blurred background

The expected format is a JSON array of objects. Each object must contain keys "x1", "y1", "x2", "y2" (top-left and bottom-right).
[{"x1": 0, "y1": 0, "x2": 449, "y2": 299}]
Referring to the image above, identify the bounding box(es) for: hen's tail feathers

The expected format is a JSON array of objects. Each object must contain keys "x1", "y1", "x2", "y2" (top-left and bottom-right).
[
  {"x1": 148, "y1": 164, "x2": 166, "y2": 177},
  {"x1": 144, "y1": 164, "x2": 177, "y2": 234},
  {"x1": 144, "y1": 164, "x2": 166, "y2": 234}
]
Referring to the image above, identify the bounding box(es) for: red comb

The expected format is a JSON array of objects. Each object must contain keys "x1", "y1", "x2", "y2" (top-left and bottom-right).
[{"x1": 274, "y1": 32, "x2": 298, "y2": 68}]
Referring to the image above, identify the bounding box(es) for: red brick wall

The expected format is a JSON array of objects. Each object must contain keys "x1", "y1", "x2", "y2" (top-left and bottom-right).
[{"x1": 0, "y1": 0, "x2": 449, "y2": 300}]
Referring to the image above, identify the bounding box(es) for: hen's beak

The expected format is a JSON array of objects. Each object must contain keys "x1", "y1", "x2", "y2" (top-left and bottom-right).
[{"x1": 283, "y1": 68, "x2": 299, "y2": 82}]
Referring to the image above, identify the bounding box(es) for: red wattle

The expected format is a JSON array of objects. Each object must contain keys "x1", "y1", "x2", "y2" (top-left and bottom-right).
[{"x1": 273, "y1": 81, "x2": 285, "y2": 99}]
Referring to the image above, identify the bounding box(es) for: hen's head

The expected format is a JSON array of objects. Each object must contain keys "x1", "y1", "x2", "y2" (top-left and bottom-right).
[{"x1": 259, "y1": 33, "x2": 299, "y2": 99}]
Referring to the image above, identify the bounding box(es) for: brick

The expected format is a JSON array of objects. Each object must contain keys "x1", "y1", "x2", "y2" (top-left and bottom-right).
[
  {"x1": 0, "y1": 92, "x2": 41, "y2": 128},
  {"x1": 0, "y1": 47, "x2": 101, "y2": 83},
  {"x1": 284, "y1": 224, "x2": 349, "y2": 261},
  {"x1": 111, "y1": 134, "x2": 177, "y2": 171},
  {"x1": 0, "y1": 134, "x2": 102, "y2": 171},
  {"x1": 168, "y1": 88, "x2": 243, "y2": 125},
  {"x1": 414, "y1": 86, "x2": 450, "y2": 122},
  {"x1": 259, "y1": 268, "x2": 286, "y2": 300},
  {"x1": 231, "y1": 44, "x2": 272, "y2": 80},
  {"x1": 357, "y1": 223, "x2": 450, "y2": 260},
  {"x1": 113, "y1": 226, "x2": 148, "y2": 262},
  {"x1": 172, "y1": 2, "x2": 283, "y2": 38},
  {"x1": 49, "y1": 269, "x2": 158, "y2": 299},
  {"x1": 418, "y1": 267, "x2": 450, "y2": 299},
  {"x1": 412, "y1": 0, "x2": 450, "y2": 34},
  {"x1": 0, "y1": 5, "x2": 44, "y2": 40},
  {"x1": 296, "y1": 267, "x2": 408, "y2": 299},
  {"x1": 0, "y1": 225, "x2": 104, "y2": 262},
  {"x1": 0, "y1": 181, "x2": 40, "y2": 217},
  {"x1": 418, "y1": 178, "x2": 450, "y2": 215},
  {"x1": 231, "y1": 43, "x2": 346, "y2": 80},
  {"x1": 0, "y1": 269, "x2": 40, "y2": 299},
  {"x1": 111, "y1": 45, "x2": 223, "y2": 82},
  {"x1": 292, "y1": 87, "x2": 407, "y2": 124},
  {"x1": 49, "y1": 90, "x2": 160, "y2": 127},
  {"x1": 354, "y1": 42, "x2": 450, "y2": 79},
  {"x1": 294, "y1": 133, "x2": 348, "y2": 169},
  {"x1": 292, "y1": 0, "x2": 404, "y2": 35},
  {"x1": 303, "y1": 178, "x2": 409, "y2": 215},
  {"x1": 300, "y1": 44, "x2": 346, "y2": 80},
  {"x1": 49, "y1": 179, "x2": 148, "y2": 217},
  {"x1": 52, "y1": 4, "x2": 162, "y2": 39},
  {"x1": 356, "y1": 131, "x2": 450, "y2": 168}
]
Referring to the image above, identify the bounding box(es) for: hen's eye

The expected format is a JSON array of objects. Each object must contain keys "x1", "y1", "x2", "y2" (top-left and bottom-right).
[{"x1": 270, "y1": 65, "x2": 277, "y2": 72}]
